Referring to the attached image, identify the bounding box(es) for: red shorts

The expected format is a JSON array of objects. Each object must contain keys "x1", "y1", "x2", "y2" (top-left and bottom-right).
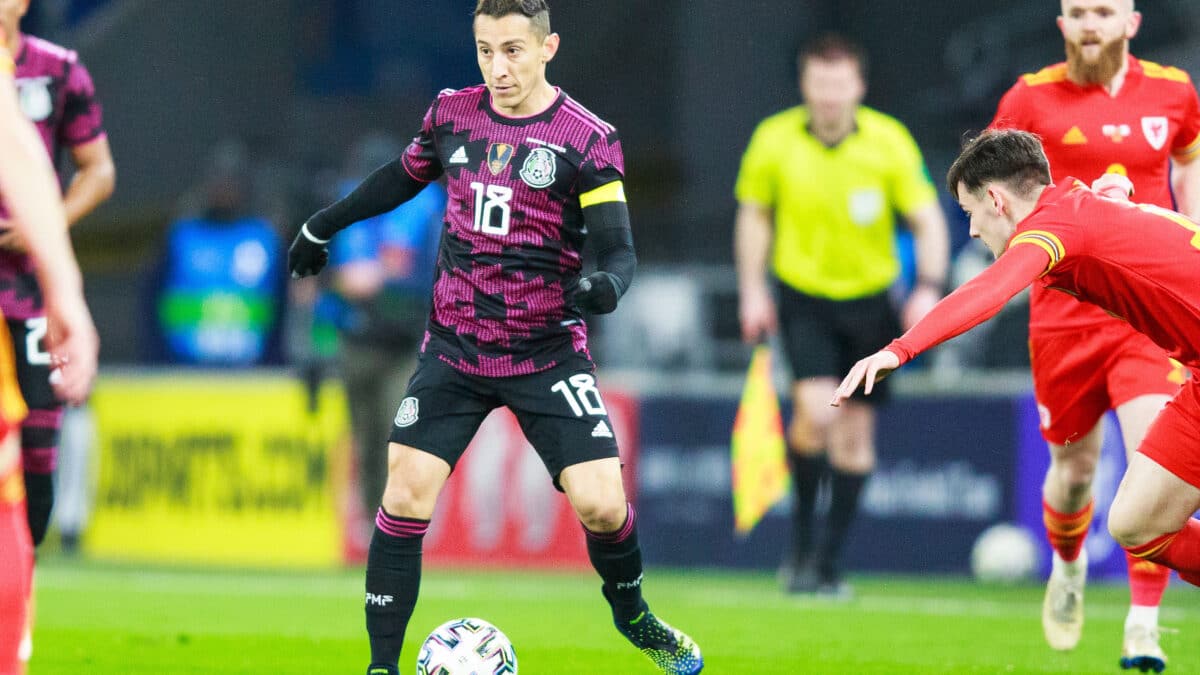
[
  {"x1": 1031, "y1": 323, "x2": 1183, "y2": 445},
  {"x1": 1140, "y1": 376, "x2": 1200, "y2": 488}
]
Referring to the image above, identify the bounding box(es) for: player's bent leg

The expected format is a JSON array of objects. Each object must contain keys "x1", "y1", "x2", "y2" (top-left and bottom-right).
[
  {"x1": 1112, "y1": 453, "x2": 1200, "y2": 583},
  {"x1": 1041, "y1": 423, "x2": 1103, "y2": 652},
  {"x1": 560, "y1": 458, "x2": 703, "y2": 675},
  {"x1": 365, "y1": 443, "x2": 451, "y2": 675},
  {"x1": 1114, "y1": 394, "x2": 1173, "y2": 674}
]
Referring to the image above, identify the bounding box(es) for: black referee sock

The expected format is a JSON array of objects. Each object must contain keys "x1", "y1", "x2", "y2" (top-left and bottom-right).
[
  {"x1": 788, "y1": 452, "x2": 827, "y2": 560},
  {"x1": 365, "y1": 508, "x2": 429, "y2": 668},
  {"x1": 819, "y1": 468, "x2": 869, "y2": 577},
  {"x1": 585, "y1": 503, "x2": 647, "y2": 622}
]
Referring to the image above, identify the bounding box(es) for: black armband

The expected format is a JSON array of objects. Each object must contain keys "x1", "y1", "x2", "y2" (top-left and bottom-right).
[
  {"x1": 583, "y1": 200, "x2": 637, "y2": 296},
  {"x1": 307, "y1": 157, "x2": 428, "y2": 240}
]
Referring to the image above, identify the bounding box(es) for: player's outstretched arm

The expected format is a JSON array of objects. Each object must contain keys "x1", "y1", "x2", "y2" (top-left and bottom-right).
[
  {"x1": 289, "y1": 156, "x2": 429, "y2": 278},
  {"x1": 574, "y1": 184, "x2": 636, "y2": 314},
  {"x1": 0, "y1": 47, "x2": 98, "y2": 405}
]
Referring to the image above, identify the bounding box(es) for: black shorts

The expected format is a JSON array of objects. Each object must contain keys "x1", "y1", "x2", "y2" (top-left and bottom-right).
[
  {"x1": 9, "y1": 317, "x2": 59, "y2": 410},
  {"x1": 389, "y1": 354, "x2": 620, "y2": 488},
  {"x1": 775, "y1": 283, "x2": 899, "y2": 404}
]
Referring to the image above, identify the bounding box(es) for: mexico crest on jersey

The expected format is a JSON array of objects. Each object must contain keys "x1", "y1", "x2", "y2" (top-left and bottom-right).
[
  {"x1": 16, "y1": 77, "x2": 52, "y2": 122},
  {"x1": 394, "y1": 397, "x2": 419, "y2": 427},
  {"x1": 520, "y1": 147, "x2": 557, "y2": 189},
  {"x1": 487, "y1": 143, "x2": 515, "y2": 175},
  {"x1": 1142, "y1": 116, "x2": 1168, "y2": 151}
]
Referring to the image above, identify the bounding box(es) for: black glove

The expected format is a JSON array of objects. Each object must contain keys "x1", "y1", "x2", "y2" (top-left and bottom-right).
[
  {"x1": 574, "y1": 272, "x2": 624, "y2": 314},
  {"x1": 288, "y1": 223, "x2": 330, "y2": 278}
]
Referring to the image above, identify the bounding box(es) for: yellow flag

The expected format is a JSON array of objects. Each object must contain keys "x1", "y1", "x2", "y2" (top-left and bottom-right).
[{"x1": 731, "y1": 345, "x2": 790, "y2": 536}]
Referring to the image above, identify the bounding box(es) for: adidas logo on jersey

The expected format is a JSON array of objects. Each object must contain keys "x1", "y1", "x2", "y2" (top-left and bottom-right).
[
  {"x1": 591, "y1": 420, "x2": 613, "y2": 438},
  {"x1": 449, "y1": 146, "x2": 469, "y2": 164}
]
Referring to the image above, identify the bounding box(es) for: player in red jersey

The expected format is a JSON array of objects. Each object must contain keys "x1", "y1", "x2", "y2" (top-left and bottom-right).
[
  {"x1": 834, "y1": 129, "x2": 1200, "y2": 672},
  {"x1": 989, "y1": 0, "x2": 1200, "y2": 665},
  {"x1": 0, "y1": 28, "x2": 99, "y2": 675}
]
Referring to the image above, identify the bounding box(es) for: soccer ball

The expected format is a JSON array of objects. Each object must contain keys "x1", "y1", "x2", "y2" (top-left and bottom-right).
[
  {"x1": 416, "y1": 617, "x2": 518, "y2": 675},
  {"x1": 971, "y1": 523, "x2": 1040, "y2": 584}
]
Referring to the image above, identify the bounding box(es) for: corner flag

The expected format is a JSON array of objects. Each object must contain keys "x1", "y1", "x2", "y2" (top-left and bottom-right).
[{"x1": 731, "y1": 345, "x2": 789, "y2": 536}]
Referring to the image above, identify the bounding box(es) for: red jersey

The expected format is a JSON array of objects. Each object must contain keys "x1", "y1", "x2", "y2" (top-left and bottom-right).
[
  {"x1": 890, "y1": 181, "x2": 1200, "y2": 370},
  {"x1": 991, "y1": 56, "x2": 1200, "y2": 334}
]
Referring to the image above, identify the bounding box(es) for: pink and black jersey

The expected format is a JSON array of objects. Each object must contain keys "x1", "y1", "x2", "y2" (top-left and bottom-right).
[
  {"x1": 0, "y1": 34, "x2": 106, "y2": 320},
  {"x1": 402, "y1": 85, "x2": 624, "y2": 377}
]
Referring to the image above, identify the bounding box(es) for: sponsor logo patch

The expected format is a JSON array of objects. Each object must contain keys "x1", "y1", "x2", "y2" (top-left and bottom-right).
[{"x1": 591, "y1": 420, "x2": 613, "y2": 438}]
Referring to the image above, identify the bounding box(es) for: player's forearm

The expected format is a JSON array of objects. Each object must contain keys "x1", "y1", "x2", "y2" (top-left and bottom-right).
[
  {"x1": 888, "y1": 244, "x2": 1045, "y2": 364},
  {"x1": 307, "y1": 157, "x2": 426, "y2": 240},
  {"x1": 63, "y1": 157, "x2": 116, "y2": 226},
  {"x1": 583, "y1": 200, "x2": 636, "y2": 295},
  {"x1": 734, "y1": 203, "x2": 773, "y2": 294},
  {"x1": 907, "y1": 202, "x2": 949, "y2": 288}
]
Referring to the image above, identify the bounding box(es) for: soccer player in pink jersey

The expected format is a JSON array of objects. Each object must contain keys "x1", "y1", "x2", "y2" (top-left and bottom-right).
[
  {"x1": 988, "y1": 2, "x2": 1200, "y2": 664},
  {"x1": 0, "y1": 26, "x2": 99, "y2": 675},
  {"x1": 0, "y1": 0, "x2": 113, "y2": 552},
  {"x1": 288, "y1": 2, "x2": 702, "y2": 674}
]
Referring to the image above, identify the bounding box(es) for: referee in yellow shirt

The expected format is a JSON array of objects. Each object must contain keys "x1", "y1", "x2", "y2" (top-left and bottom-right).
[{"x1": 734, "y1": 34, "x2": 949, "y2": 597}]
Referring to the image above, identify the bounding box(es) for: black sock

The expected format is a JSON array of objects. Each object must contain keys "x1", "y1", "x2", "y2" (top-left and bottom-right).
[
  {"x1": 819, "y1": 468, "x2": 869, "y2": 577},
  {"x1": 787, "y1": 452, "x2": 826, "y2": 560},
  {"x1": 585, "y1": 503, "x2": 647, "y2": 622},
  {"x1": 365, "y1": 508, "x2": 428, "y2": 668},
  {"x1": 23, "y1": 471, "x2": 54, "y2": 547}
]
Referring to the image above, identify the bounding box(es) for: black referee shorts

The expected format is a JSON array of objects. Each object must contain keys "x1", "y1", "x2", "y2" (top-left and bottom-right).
[
  {"x1": 775, "y1": 282, "x2": 900, "y2": 404},
  {"x1": 389, "y1": 354, "x2": 620, "y2": 489}
]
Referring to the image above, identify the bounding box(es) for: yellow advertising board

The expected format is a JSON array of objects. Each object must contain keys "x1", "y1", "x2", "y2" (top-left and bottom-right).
[{"x1": 86, "y1": 371, "x2": 349, "y2": 567}]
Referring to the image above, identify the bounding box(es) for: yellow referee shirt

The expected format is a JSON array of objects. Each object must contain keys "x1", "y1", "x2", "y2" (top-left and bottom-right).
[{"x1": 735, "y1": 105, "x2": 938, "y2": 300}]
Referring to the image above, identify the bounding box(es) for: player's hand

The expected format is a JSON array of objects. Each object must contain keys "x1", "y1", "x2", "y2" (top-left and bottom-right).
[
  {"x1": 831, "y1": 349, "x2": 900, "y2": 407},
  {"x1": 574, "y1": 272, "x2": 622, "y2": 314},
  {"x1": 1092, "y1": 173, "x2": 1134, "y2": 202},
  {"x1": 288, "y1": 222, "x2": 330, "y2": 279},
  {"x1": 901, "y1": 284, "x2": 940, "y2": 331},
  {"x1": 0, "y1": 218, "x2": 26, "y2": 253},
  {"x1": 739, "y1": 284, "x2": 777, "y2": 344},
  {"x1": 43, "y1": 293, "x2": 99, "y2": 406}
]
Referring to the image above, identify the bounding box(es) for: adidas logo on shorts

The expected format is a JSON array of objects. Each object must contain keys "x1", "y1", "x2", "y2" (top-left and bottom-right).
[{"x1": 591, "y1": 420, "x2": 613, "y2": 438}]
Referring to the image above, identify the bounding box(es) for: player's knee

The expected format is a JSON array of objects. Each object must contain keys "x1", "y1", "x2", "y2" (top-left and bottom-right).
[
  {"x1": 380, "y1": 480, "x2": 436, "y2": 520},
  {"x1": 1049, "y1": 454, "x2": 1097, "y2": 492},
  {"x1": 1106, "y1": 496, "x2": 1150, "y2": 548},
  {"x1": 574, "y1": 499, "x2": 627, "y2": 533},
  {"x1": 787, "y1": 418, "x2": 828, "y2": 452}
]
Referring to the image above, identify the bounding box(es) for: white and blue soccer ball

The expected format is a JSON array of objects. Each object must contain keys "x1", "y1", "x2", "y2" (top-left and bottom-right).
[
  {"x1": 416, "y1": 617, "x2": 518, "y2": 675},
  {"x1": 971, "y1": 522, "x2": 1041, "y2": 584}
]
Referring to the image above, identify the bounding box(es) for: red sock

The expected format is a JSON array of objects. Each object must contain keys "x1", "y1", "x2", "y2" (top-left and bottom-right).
[
  {"x1": 1125, "y1": 519, "x2": 1200, "y2": 587},
  {"x1": 0, "y1": 475, "x2": 32, "y2": 675},
  {"x1": 1125, "y1": 551, "x2": 1171, "y2": 606},
  {"x1": 1043, "y1": 498, "x2": 1093, "y2": 562}
]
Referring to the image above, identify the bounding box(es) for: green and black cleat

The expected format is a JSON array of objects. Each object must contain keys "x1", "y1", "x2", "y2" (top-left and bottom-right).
[{"x1": 614, "y1": 608, "x2": 704, "y2": 674}]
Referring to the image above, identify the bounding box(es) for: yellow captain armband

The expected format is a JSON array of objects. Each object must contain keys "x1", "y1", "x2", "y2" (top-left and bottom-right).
[
  {"x1": 0, "y1": 50, "x2": 12, "y2": 77},
  {"x1": 579, "y1": 180, "x2": 627, "y2": 209}
]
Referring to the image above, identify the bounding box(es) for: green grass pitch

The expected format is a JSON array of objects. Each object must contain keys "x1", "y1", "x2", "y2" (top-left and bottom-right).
[{"x1": 28, "y1": 559, "x2": 1199, "y2": 674}]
